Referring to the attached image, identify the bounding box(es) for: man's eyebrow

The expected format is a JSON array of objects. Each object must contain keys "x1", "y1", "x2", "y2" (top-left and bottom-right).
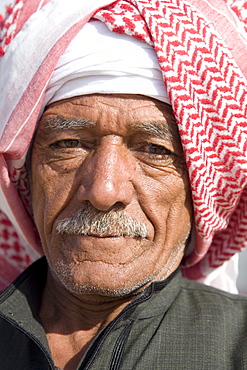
[
  {"x1": 44, "y1": 116, "x2": 179, "y2": 141},
  {"x1": 44, "y1": 116, "x2": 95, "y2": 130},
  {"x1": 132, "y1": 121, "x2": 178, "y2": 141}
]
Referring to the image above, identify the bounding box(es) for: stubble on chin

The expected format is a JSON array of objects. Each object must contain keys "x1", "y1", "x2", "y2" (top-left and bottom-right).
[{"x1": 48, "y1": 256, "x2": 155, "y2": 298}]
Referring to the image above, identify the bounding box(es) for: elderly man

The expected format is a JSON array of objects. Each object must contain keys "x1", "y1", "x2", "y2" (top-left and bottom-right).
[{"x1": 0, "y1": 0, "x2": 247, "y2": 369}]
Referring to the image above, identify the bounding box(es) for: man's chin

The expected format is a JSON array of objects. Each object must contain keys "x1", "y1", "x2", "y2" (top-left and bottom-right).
[{"x1": 50, "y1": 262, "x2": 154, "y2": 298}]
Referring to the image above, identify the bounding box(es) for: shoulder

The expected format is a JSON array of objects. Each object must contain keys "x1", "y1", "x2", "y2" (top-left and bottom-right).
[
  {"x1": 180, "y1": 276, "x2": 247, "y2": 302},
  {"x1": 177, "y1": 277, "x2": 247, "y2": 322}
]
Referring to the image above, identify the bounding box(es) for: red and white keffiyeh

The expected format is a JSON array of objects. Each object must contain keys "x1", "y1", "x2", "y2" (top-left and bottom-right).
[{"x1": 0, "y1": 0, "x2": 247, "y2": 290}]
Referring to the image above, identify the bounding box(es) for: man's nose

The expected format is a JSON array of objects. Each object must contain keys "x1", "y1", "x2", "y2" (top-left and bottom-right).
[{"x1": 78, "y1": 137, "x2": 134, "y2": 211}]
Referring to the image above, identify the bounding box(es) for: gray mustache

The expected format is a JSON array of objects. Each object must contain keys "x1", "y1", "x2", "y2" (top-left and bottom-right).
[{"x1": 56, "y1": 206, "x2": 148, "y2": 238}]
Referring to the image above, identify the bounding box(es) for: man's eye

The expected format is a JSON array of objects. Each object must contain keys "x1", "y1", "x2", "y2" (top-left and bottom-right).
[
  {"x1": 145, "y1": 143, "x2": 172, "y2": 156},
  {"x1": 50, "y1": 139, "x2": 80, "y2": 149}
]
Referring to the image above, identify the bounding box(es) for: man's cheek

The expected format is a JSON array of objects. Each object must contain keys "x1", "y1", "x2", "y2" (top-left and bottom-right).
[{"x1": 157, "y1": 189, "x2": 191, "y2": 242}]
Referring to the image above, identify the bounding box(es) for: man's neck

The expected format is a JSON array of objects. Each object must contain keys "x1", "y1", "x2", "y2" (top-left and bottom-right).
[{"x1": 38, "y1": 271, "x2": 134, "y2": 370}]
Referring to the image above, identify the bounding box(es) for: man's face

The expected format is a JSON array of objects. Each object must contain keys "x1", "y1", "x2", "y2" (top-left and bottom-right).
[{"x1": 31, "y1": 94, "x2": 192, "y2": 297}]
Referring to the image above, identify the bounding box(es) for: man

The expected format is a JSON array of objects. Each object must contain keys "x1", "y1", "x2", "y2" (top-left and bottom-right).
[{"x1": 0, "y1": 0, "x2": 247, "y2": 369}]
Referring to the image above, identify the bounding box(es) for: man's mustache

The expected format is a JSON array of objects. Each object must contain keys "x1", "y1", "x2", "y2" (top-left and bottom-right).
[{"x1": 56, "y1": 204, "x2": 148, "y2": 238}]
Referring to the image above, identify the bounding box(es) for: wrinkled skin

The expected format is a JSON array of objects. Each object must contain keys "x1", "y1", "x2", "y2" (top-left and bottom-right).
[{"x1": 31, "y1": 94, "x2": 192, "y2": 300}]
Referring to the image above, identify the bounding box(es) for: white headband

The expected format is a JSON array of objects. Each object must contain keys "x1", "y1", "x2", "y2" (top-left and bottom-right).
[{"x1": 43, "y1": 19, "x2": 170, "y2": 108}]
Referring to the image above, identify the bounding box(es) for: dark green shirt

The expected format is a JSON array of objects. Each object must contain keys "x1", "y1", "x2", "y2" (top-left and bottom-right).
[{"x1": 0, "y1": 257, "x2": 247, "y2": 369}]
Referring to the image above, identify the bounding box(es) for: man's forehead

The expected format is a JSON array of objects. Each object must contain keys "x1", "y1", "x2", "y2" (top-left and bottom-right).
[
  {"x1": 40, "y1": 94, "x2": 179, "y2": 141},
  {"x1": 45, "y1": 93, "x2": 170, "y2": 111}
]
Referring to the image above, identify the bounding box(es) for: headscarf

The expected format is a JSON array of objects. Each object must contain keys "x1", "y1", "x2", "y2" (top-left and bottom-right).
[
  {"x1": 42, "y1": 19, "x2": 170, "y2": 109},
  {"x1": 0, "y1": 0, "x2": 247, "y2": 290}
]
